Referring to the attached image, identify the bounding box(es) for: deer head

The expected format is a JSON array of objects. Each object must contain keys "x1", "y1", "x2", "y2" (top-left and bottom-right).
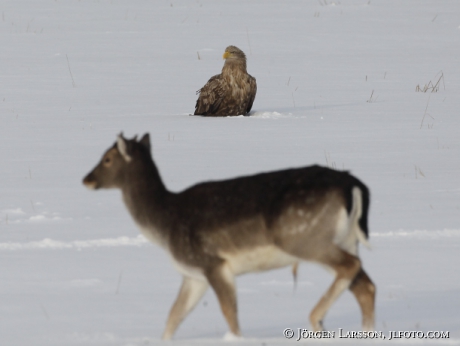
[{"x1": 82, "y1": 133, "x2": 151, "y2": 190}]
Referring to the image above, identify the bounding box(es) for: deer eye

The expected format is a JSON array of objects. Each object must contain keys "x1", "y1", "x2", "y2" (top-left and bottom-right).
[{"x1": 103, "y1": 157, "x2": 111, "y2": 164}]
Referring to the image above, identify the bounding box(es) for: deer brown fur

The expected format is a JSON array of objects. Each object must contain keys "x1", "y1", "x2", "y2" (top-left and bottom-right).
[{"x1": 83, "y1": 133, "x2": 375, "y2": 340}]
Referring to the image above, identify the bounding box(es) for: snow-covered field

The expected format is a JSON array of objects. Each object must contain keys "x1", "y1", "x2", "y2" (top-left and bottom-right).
[{"x1": 1, "y1": 1, "x2": 459, "y2": 345}]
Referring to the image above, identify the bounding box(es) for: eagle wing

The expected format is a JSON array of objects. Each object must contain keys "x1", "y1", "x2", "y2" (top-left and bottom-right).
[
  {"x1": 194, "y1": 74, "x2": 228, "y2": 116},
  {"x1": 245, "y1": 74, "x2": 257, "y2": 114}
]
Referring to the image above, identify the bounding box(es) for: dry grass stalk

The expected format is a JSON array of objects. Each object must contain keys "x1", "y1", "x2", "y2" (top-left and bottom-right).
[{"x1": 416, "y1": 71, "x2": 444, "y2": 93}]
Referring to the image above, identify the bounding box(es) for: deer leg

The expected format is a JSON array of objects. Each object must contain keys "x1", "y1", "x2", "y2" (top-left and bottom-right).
[
  {"x1": 162, "y1": 276, "x2": 209, "y2": 340},
  {"x1": 310, "y1": 249, "x2": 361, "y2": 331},
  {"x1": 349, "y1": 268, "x2": 375, "y2": 331},
  {"x1": 205, "y1": 263, "x2": 240, "y2": 337}
]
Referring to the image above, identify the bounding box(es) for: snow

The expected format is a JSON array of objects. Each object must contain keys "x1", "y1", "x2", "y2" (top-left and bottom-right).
[
  {"x1": 1, "y1": 0, "x2": 459, "y2": 345},
  {"x1": 0, "y1": 235, "x2": 148, "y2": 251}
]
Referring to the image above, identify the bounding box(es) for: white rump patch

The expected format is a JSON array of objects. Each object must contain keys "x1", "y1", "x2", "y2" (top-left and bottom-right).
[{"x1": 333, "y1": 207, "x2": 359, "y2": 256}]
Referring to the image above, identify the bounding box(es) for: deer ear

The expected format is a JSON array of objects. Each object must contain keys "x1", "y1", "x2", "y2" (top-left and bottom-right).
[
  {"x1": 139, "y1": 133, "x2": 151, "y2": 152},
  {"x1": 117, "y1": 133, "x2": 132, "y2": 162}
]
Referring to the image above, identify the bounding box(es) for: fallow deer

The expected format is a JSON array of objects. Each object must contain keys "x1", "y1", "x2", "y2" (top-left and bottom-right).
[{"x1": 83, "y1": 133, "x2": 375, "y2": 340}]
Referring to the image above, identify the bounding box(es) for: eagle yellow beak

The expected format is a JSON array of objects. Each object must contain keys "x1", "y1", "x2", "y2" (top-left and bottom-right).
[{"x1": 223, "y1": 51, "x2": 230, "y2": 59}]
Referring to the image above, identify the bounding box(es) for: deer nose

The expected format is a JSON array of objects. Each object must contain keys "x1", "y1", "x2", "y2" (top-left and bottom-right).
[{"x1": 82, "y1": 173, "x2": 98, "y2": 190}]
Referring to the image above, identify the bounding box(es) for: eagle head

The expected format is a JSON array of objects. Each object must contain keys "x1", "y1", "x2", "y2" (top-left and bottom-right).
[{"x1": 223, "y1": 46, "x2": 246, "y2": 61}]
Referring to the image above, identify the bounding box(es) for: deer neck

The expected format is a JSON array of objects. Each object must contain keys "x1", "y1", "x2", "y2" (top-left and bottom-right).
[{"x1": 121, "y1": 163, "x2": 172, "y2": 248}]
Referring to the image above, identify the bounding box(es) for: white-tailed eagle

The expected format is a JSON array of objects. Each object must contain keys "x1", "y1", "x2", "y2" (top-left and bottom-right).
[{"x1": 194, "y1": 46, "x2": 257, "y2": 117}]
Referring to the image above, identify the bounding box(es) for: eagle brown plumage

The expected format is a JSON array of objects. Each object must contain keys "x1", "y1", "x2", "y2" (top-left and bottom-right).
[{"x1": 194, "y1": 46, "x2": 257, "y2": 117}]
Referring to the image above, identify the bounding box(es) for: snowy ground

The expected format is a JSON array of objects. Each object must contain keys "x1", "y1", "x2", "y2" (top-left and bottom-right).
[{"x1": 1, "y1": 1, "x2": 459, "y2": 345}]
